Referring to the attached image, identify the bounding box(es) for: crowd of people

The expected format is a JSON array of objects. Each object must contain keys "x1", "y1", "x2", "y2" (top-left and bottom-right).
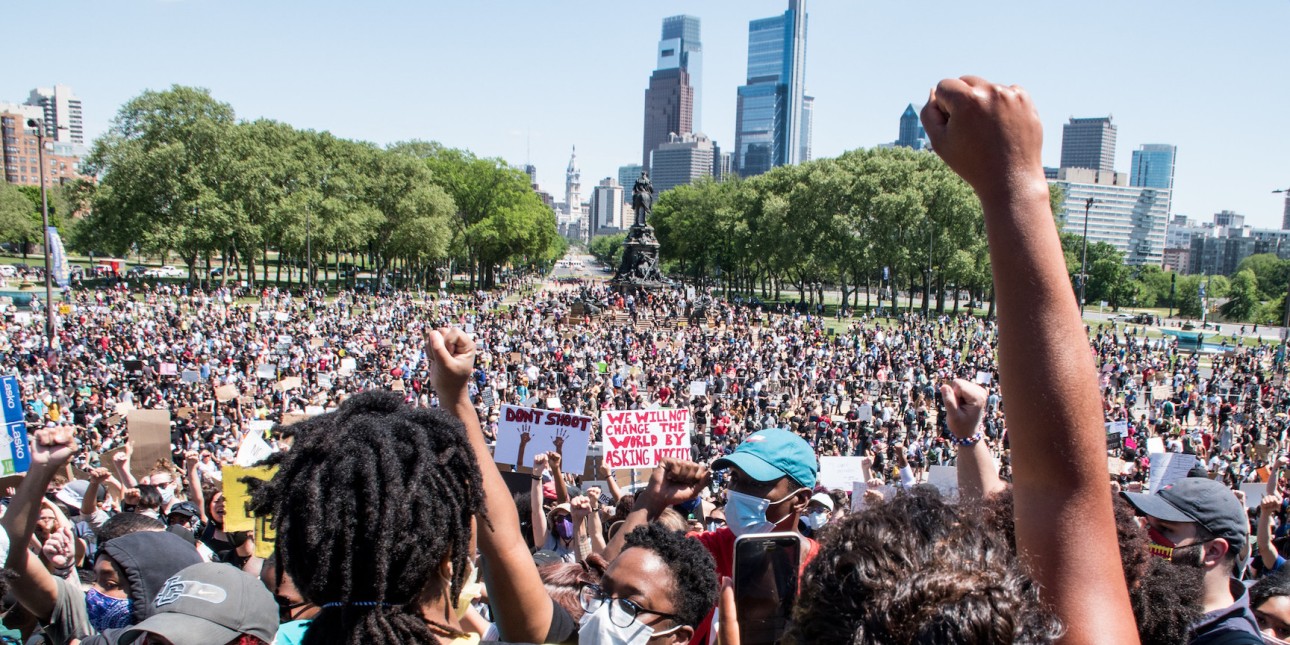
[{"x1": 0, "y1": 76, "x2": 1286, "y2": 644}]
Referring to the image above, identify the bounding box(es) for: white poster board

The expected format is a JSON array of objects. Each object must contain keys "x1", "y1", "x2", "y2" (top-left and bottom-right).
[
  {"x1": 1105, "y1": 421, "x2": 1129, "y2": 437},
  {"x1": 1146, "y1": 437, "x2": 1166, "y2": 454},
  {"x1": 1148, "y1": 452, "x2": 1198, "y2": 494},
  {"x1": 817, "y1": 456, "x2": 868, "y2": 491},
  {"x1": 856, "y1": 404, "x2": 873, "y2": 423},
  {"x1": 601, "y1": 408, "x2": 693, "y2": 470},
  {"x1": 1241, "y1": 483, "x2": 1268, "y2": 510},
  {"x1": 926, "y1": 465, "x2": 958, "y2": 499},
  {"x1": 492, "y1": 404, "x2": 593, "y2": 469},
  {"x1": 689, "y1": 381, "x2": 707, "y2": 397},
  {"x1": 974, "y1": 371, "x2": 992, "y2": 385}
]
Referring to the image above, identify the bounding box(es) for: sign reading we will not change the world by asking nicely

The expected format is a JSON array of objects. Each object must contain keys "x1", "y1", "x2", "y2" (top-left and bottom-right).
[
  {"x1": 0, "y1": 376, "x2": 31, "y2": 475},
  {"x1": 601, "y1": 408, "x2": 692, "y2": 470}
]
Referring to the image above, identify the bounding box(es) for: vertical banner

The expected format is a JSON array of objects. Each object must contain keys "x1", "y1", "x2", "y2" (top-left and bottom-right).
[
  {"x1": 600, "y1": 408, "x2": 692, "y2": 470},
  {"x1": 47, "y1": 227, "x2": 69, "y2": 288},
  {"x1": 0, "y1": 376, "x2": 31, "y2": 475}
]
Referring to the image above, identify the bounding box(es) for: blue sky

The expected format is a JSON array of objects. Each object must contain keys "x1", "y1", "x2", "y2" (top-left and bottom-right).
[{"x1": 8, "y1": 0, "x2": 1289, "y2": 227}]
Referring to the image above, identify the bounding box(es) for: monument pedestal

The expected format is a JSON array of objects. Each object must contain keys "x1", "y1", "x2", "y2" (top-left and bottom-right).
[{"x1": 611, "y1": 224, "x2": 668, "y2": 292}]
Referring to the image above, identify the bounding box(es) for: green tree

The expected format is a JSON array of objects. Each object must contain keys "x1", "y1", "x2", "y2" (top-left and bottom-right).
[
  {"x1": 0, "y1": 183, "x2": 38, "y2": 254},
  {"x1": 1221, "y1": 270, "x2": 1260, "y2": 321},
  {"x1": 589, "y1": 233, "x2": 626, "y2": 267}
]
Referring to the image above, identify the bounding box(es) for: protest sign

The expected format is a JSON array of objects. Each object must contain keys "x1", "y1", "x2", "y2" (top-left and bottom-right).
[
  {"x1": 601, "y1": 408, "x2": 692, "y2": 471},
  {"x1": 235, "y1": 431, "x2": 275, "y2": 467},
  {"x1": 281, "y1": 412, "x2": 312, "y2": 427},
  {"x1": 492, "y1": 404, "x2": 593, "y2": 469},
  {"x1": 127, "y1": 410, "x2": 171, "y2": 477},
  {"x1": 256, "y1": 364, "x2": 276, "y2": 380},
  {"x1": 339, "y1": 358, "x2": 357, "y2": 375},
  {"x1": 817, "y1": 456, "x2": 868, "y2": 490},
  {"x1": 974, "y1": 371, "x2": 992, "y2": 385},
  {"x1": 317, "y1": 374, "x2": 332, "y2": 390},
  {"x1": 391, "y1": 380, "x2": 405, "y2": 392},
  {"x1": 174, "y1": 407, "x2": 194, "y2": 420},
  {"x1": 856, "y1": 404, "x2": 873, "y2": 423},
  {"x1": 1152, "y1": 385, "x2": 1172, "y2": 399},
  {"x1": 0, "y1": 375, "x2": 31, "y2": 475},
  {"x1": 851, "y1": 480, "x2": 896, "y2": 512},
  {"x1": 1105, "y1": 421, "x2": 1129, "y2": 437},
  {"x1": 509, "y1": 352, "x2": 522, "y2": 365},
  {"x1": 159, "y1": 362, "x2": 177, "y2": 376},
  {"x1": 1108, "y1": 457, "x2": 1128, "y2": 476},
  {"x1": 310, "y1": 337, "x2": 325, "y2": 348},
  {"x1": 1241, "y1": 483, "x2": 1267, "y2": 510},
  {"x1": 115, "y1": 402, "x2": 136, "y2": 417},
  {"x1": 1148, "y1": 452, "x2": 1198, "y2": 494},
  {"x1": 481, "y1": 388, "x2": 496, "y2": 409},
  {"x1": 926, "y1": 465, "x2": 959, "y2": 499},
  {"x1": 274, "y1": 312, "x2": 290, "y2": 322},
  {"x1": 546, "y1": 396, "x2": 561, "y2": 409},
  {"x1": 275, "y1": 377, "x2": 302, "y2": 392},
  {"x1": 222, "y1": 465, "x2": 277, "y2": 558},
  {"x1": 215, "y1": 385, "x2": 240, "y2": 402},
  {"x1": 1146, "y1": 436, "x2": 1166, "y2": 454},
  {"x1": 689, "y1": 381, "x2": 707, "y2": 397},
  {"x1": 181, "y1": 370, "x2": 201, "y2": 383}
]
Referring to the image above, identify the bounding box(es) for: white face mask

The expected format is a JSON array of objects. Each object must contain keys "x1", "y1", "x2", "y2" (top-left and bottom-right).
[
  {"x1": 802, "y1": 509, "x2": 829, "y2": 531},
  {"x1": 578, "y1": 602, "x2": 656, "y2": 645}
]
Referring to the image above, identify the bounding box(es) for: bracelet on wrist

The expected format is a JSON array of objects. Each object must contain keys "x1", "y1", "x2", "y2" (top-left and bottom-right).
[
  {"x1": 531, "y1": 474, "x2": 542, "y2": 481},
  {"x1": 954, "y1": 431, "x2": 984, "y2": 447}
]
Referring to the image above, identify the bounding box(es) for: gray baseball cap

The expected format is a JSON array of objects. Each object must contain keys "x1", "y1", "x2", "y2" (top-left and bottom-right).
[
  {"x1": 117, "y1": 562, "x2": 278, "y2": 645},
  {"x1": 1121, "y1": 477, "x2": 1249, "y2": 554}
]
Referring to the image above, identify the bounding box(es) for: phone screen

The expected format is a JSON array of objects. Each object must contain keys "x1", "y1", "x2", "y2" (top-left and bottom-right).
[{"x1": 733, "y1": 533, "x2": 802, "y2": 645}]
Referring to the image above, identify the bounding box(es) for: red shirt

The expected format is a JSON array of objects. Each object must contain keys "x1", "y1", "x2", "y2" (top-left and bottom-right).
[{"x1": 688, "y1": 527, "x2": 820, "y2": 645}]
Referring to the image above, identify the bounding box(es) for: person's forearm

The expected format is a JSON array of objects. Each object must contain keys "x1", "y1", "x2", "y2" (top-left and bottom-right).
[
  {"x1": 1, "y1": 464, "x2": 61, "y2": 621},
  {"x1": 588, "y1": 512, "x2": 606, "y2": 555},
  {"x1": 984, "y1": 178, "x2": 1136, "y2": 641},
  {"x1": 187, "y1": 465, "x2": 207, "y2": 522},
  {"x1": 956, "y1": 442, "x2": 1005, "y2": 502},
  {"x1": 530, "y1": 477, "x2": 546, "y2": 547},
  {"x1": 552, "y1": 467, "x2": 569, "y2": 504},
  {"x1": 444, "y1": 393, "x2": 553, "y2": 642},
  {"x1": 1269, "y1": 466, "x2": 1282, "y2": 496},
  {"x1": 1260, "y1": 512, "x2": 1279, "y2": 569},
  {"x1": 81, "y1": 482, "x2": 100, "y2": 517},
  {"x1": 603, "y1": 492, "x2": 664, "y2": 561},
  {"x1": 605, "y1": 473, "x2": 622, "y2": 502}
]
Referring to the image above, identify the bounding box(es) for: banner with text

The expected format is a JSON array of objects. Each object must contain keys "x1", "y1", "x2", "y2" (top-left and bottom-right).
[
  {"x1": 492, "y1": 404, "x2": 593, "y2": 469},
  {"x1": 0, "y1": 376, "x2": 31, "y2": 475},
  {"x1": 601, "y1": 408, "x2": 692, "y2": 471}
]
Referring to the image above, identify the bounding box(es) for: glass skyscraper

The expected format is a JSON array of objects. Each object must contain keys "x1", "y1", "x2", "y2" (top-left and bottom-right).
[
  {"x1": 896, "y1": 103, "x2": 926, "y2": 150},
  {"x1": 1130, "y1": 144, "x2": 1176, "y2": 190},
  {"x1": 643, "y1": 16, "x2": 701, "y2": 169},
  {"x1": 733, "y1": 0, "x2": 809, "y2": 177}
]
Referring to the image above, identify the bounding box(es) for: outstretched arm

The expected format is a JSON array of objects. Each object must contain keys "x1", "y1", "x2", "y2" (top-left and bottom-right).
[
  {"x1": 942, "y1": 379, "x2": 1006, "y2": 501},
  {"x1": 1259, "y1": 494, "x2": 1283, "y2": 571},
  {"x1": 530, "y1": 453, "x2": 549, "y2": 548},
  {"x1": 922, "y1": 76, "x2": 1138, "y2": 644},
  {"x1": 1, "y1": 426, "x2": 79, "y2": 622},
  {"x1": 426, "y1": 329, "x2": 555, "y2": 643}
]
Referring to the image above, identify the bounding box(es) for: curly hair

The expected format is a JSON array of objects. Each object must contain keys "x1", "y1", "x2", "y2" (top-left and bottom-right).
[
  {"x1": 786, "y1": 489, "x2": 1062, "y2": 644},
  {"x1": 247, "y1": 391, "x2": 487, "y2": 645},
  {"x1": 96, "y1": 511, "x2": 165, "y2": 547},
  {"x1": 622, "y1": 524, "x2": 719, "y2": 629},
  {"x1": 1253, "y1": 568, "x2": 1290, "y2": 611}
]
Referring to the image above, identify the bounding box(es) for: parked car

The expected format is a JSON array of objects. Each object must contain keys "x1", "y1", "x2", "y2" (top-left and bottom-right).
[
  {"x1": 125, "y1": 265, "x2": 148, "y2": 278},
  {"x1": 144, "y1": 265, "x2": 184, "y2": 278}
]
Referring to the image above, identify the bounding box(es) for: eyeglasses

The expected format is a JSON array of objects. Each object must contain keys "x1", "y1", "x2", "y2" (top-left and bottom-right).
[{"x1": 579, "y1": 584, "x2": 681, "y2": 628}]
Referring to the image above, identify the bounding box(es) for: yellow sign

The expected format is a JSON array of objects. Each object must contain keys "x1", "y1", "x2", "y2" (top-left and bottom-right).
[
  {"x1": 222, "y1": 465, "x2": 277, "y2": 558},
  {"x1": 58, "y1": 304, "x2": 71, "y2": 316}
]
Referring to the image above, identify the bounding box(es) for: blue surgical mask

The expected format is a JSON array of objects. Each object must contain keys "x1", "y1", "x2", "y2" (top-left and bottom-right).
[
  {"x1": 85, "y1": 588, "x2": 133, "y2": 631},
  {"x1": 726, "y1": 489, "x2": 805, "y2": 538},
  {"x1": 803, "y1": 509, "x2": 829, "y2": 531}
]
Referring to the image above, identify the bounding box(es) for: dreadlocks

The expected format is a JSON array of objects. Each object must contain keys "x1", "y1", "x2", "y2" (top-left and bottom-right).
[{"x1": 248, "y1": 390, "x2": 486, "y2": 644}]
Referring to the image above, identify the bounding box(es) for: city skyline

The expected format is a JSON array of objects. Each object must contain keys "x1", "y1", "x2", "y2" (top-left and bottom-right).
[{"x1": 3, "y1": 1, "x2": 1287, "y2": 228}]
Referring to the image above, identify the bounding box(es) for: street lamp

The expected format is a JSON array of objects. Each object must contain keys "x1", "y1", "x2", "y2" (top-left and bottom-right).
[
  {"x1": 25, "y1": 119, "x2": 54, "y2": 346},
  {"x1": 1078, "y1": 196, "x2": 1096, "y2": 313}
]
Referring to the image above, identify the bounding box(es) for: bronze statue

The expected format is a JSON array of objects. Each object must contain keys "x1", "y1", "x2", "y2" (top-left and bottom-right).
[{"x1": 632, "y1": 171, "x2": 654, "y2": 227}]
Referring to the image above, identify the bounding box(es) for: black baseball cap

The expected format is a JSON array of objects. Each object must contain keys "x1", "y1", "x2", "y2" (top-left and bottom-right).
[{"x1": 1121, "y1": 477, "x2": 1248, "y2": 554}]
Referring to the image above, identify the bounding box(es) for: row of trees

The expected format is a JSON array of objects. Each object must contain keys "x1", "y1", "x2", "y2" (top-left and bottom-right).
[
  {"x1": 647, "y1": 147, "x2": 995, "y2": 315},
  {"x1": 65, "y1": 85, "x2": 563, "y2": 289}
]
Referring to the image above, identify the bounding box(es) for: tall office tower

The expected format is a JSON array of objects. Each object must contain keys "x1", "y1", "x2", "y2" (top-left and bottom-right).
[
  {"x1": 590, "y1": 178, "x2": 625, "y2": 233},
  {"x1": 895, "y1": 103, "x2": 926, "y2": 150},
  {"x1": 521, "y1": 164, "x2": 538, "y2": 187},
  {"x1": 733, "y1": 0, "x2": 810, "y2": 177},
  {"x1": 1283, "y1": 194, "x2": 1290, "y2": 231},
  {"x1": 1130, "y1": 144, "x2": 1176, "y2": 190},
  {"x1": 799, "y1": 96, "x2": 813, "y2": 162},
  {"x1": 642, "y1": 15, "x2": 701, "y2": 169},
  {"x1": 618, "y1": 164, "x2": 644, "y2": 194},
  {"x1": 651, "y1": 133, "x2": 715, "y2": 194},
  {"x1": 1059, "y1": 116, "x2": 1116, "y2": 171},
  {"x1": 25, "y1": 85, "x2": 83, "y2": 144}
]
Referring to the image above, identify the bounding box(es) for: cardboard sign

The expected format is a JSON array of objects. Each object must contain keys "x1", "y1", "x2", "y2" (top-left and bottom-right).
[
  {"x1": 215, "y1": 385, "x2": 240, "y2": 402},
  {"x1": 275, "y1": 377, "x2": 302, "y2": 392},
  {"x1": 1148, "y1": 452, "x2": 1198, "y2": 494},
  {"x1": 601, "y1": 408, "x2": 692, "y2": 471},
  {"x1": 127, "y1": 409, "x2": 172, "y2": 477},
  {"x1": 509, "y1": 352, "x2": 522, "y2": 364},
  {"x1": 221, "y1": 465, "x2": 277, "y2": 558},
  {"x1": 391, "y1": 380, "x2": 405, "y2": 392},
  {"x1": 818, "y1": 456, "x2": 868, "y2": 490},
  {"x1": 493, "y1": 404, "x2": 593, "y2": 469},
  {"x1": 1152, "y1": 385, "x2": 1172, "y2": 399},
  {"x1": 0, "y1": 375, "x2": 31, "y2": 475},
  {"x1": 1241, "y1": 482, "x2": 1267, "y2": 510},
  {"x1": 174, "y1": 407, "x2": 194, "y2": 420},
  {"x1": 281, "y1": 412, "x2": 312, "y2": 427},
  {"x1": 310, "y1": 338, "x2": 325, "y2": 348},
  {"x1": 159, "y1": 362, "x2": 178, "y2": 376}
]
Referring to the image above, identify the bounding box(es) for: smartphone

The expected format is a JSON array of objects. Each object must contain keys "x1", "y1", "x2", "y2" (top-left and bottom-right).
[{"x1": 733, "y1": 532, "x2": 803, "y2": 645}]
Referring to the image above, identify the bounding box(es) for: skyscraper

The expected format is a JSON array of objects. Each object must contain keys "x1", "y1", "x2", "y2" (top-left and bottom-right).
[
  {"x1": 643, "y1": 16, "x2": 701, "y2": 169},
  {"x1": 590, "y1": 178, "x2": 625, "y2": 233},
  {"x1": 651, "y1": 133, "x2": 715, "y2": 194},
  {"x1": 733, "y1": 0, "x2": 810, "y2": 177},
  {"x1": 26, "y1": 85, "x2": 83, "y2": 144},
  {"x1": 1049, "y1": 168, "x2": 1169, "y2": 267},
  {"x1": 799, "y1": 96, "x2": 814, "y2": 163},
  {"x1": 1130, "y1": 144, "x2": 1176, "y2": 190},
  {"x1": 895, "y1": 104, "x2": 926, "y2": 150},
  {"x1": 1059, "y1": 116, "x2": 1116, "y2": 172},
  {"x1": 618, "y1": 164, "x2": 644, "y2": 195}
]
